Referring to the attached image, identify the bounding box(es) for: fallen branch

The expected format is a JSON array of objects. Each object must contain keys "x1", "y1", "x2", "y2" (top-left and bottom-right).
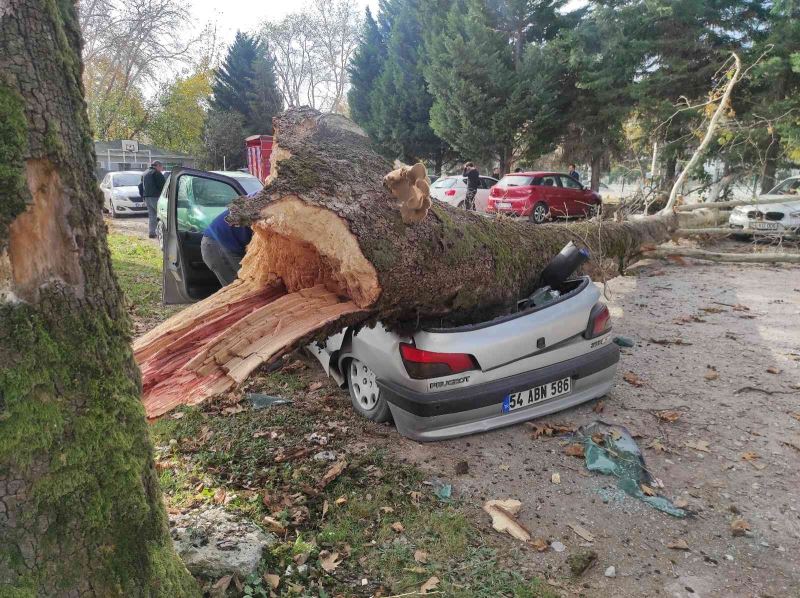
[
  {"x1": 643, "y1": 247, "x2": 800, "y2": 264},
  {"x1": 676, "y1": 227, "x2": 800, "y2": 240},
  {"x1": 676, "y1": 196, "x2": 798, "y2": 212},
  {"x1": 662, "y1": 53, "x2": 742, "y2": 214}
]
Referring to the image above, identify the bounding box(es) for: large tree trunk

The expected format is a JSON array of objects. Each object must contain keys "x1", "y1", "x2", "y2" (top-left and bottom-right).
[
  {"x1": 590, "y1": 154, "x2": 602, "y2": 191},
  {"x1": 0, "y1": 1, "x2": 197, "y2": 595},
  {"x1": 135, "y1": 107, "x2": 677, "y2": 418},
  {"x1": 760, "y1": 134, "x2": 779, "y2": 194}
]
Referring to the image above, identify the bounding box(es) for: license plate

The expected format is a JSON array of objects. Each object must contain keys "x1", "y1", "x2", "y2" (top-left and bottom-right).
[
  {"x1": 496, "y1": 202, "x2": 512, "y2": 208},
  {"x1": 502, "y1": 377, "x2": 571, "y2": 413},
  {"x1": 750, "y1": 222, "x2": 779, "y2": 230}
]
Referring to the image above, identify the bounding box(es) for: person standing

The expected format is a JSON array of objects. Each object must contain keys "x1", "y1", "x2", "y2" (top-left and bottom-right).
[
  {"x1": 492, "y1": 167, "x2": 501, "y2": 180},
  {"x1": 201, "y1": 208, "x2": 253, "y2": 287},
  {"x1": 141, "y1": 161, "x2": 166, "y2": 238},
  {"x1": 568, "y1": 163, "x2": 580, "y2": 182},
  {"x1": 462, "y1": 161, "x2": 480, "y2": 211}
]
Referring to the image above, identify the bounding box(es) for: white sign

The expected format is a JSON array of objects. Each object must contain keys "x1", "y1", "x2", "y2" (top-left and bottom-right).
[{"x1": 121, "y1": 139, "x2": 139, "y2": 153}]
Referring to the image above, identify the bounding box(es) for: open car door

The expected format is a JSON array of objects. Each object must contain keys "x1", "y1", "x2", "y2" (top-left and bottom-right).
[{"x1": 162, "y1": 168, "x2": 247, "y2": 304}]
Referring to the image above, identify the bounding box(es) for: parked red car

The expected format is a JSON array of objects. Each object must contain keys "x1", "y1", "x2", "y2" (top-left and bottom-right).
[{"x1": 486, "y1": 172, "x2": 602, "y2": 223}]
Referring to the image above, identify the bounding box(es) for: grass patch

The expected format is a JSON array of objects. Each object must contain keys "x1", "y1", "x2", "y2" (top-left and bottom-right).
[
  {"x1": 107, "y1": 232, "x2": 179, "y2": 329},
  {"x1": 151, "y1": 365, "x2": 558, "y2": 597}
]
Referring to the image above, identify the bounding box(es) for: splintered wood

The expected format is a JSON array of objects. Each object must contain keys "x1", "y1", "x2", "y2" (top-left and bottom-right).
[{"x1": 134, "y1": 283, "x2": 361, "y2": 419}]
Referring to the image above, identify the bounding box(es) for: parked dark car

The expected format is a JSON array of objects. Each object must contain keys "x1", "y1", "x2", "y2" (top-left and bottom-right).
[{"x1": 487, "y1": 172, "x2": 602, "y2": 223}]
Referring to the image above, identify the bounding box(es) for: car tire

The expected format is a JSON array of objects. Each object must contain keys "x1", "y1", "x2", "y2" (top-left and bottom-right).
[
  {"x1": 156, "y1": 219, "x2": 165, "y2": 250},
  {"x1": 109, "y1": 198, "x2": 119, "y2": 218},
  {"x1": 586, "y1": 204, "x2": 601, "y2": 219},
  {"x1": 529, "y1": 202, "x2": 548, "y2": 224},
  {"x1": 346, "y1": 357, "x2": 391, "y2": 423}
]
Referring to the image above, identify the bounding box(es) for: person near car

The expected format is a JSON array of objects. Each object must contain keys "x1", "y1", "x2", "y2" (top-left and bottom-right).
[
  {"x1": 201, "y1": 208, "x2": 253, "y2": 287},
  {"x1": 514, "y1": 167, "x2": 523, "y2": 173},
  {"x1": 568, "y1": 163, "x2": 580, "y2": 182},
  {"x1": 462, "y1": 162, "x2": 480, "y2": 210},
  {"x1": 492, "y1": 167, "x2": 501, "y2": 180},
  {"x1": 141, "y1": 161, "x2": 166, "y2": 238}
]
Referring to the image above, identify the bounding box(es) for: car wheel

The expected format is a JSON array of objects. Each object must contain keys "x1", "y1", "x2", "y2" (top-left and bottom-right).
[
  {"x1": 156, "y1": 219, "x2": 165, "y2": 250},
  {"x1": 346, "y1": 357, "x2": 391, "y2": 423},
  {"x1": 529, "y1": 202, "x2": 548, "y2": 224},
  {"x1": 586, "y1": 204, "x2": 601, "y2": 219},
  {"x1": 109, "y1": 198, "x2": 119, "y2": 218}
]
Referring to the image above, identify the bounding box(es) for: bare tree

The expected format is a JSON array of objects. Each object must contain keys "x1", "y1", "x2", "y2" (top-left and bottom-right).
[
  {"x1": 260, "y1": 0, "x2": 359, "y2": 113},
  {"x1": 78, "y1": 0, "x2": 199, "y2": 139}
]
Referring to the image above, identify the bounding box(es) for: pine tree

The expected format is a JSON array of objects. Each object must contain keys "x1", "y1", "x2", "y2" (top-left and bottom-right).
[
  {"x1": 211, "y1": 31, "x2": 282, "y2": 135},
  {"x1": 348, "y1": 7, "x2": 387, "y2": 135}
]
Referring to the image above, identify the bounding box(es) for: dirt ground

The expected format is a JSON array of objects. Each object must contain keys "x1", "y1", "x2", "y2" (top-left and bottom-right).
[{"x1": 389, "y1": 258, "x2": 800, "y2": 598}]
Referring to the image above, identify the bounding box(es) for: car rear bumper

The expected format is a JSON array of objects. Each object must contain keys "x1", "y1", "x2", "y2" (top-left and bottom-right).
[{"x1": 379, "y1": 343, "x2": 619, "y2": 441}]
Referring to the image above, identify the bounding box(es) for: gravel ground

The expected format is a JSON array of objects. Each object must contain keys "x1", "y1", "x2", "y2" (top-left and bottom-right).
[{"x1": 390, "y1": 259, "x2": 800, "y2": 597}]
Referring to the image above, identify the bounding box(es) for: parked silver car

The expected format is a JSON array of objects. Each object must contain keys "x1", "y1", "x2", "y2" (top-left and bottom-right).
[
  {"x1": 99, "y1": 170, "x2": 147, "y2": 217},
  {"x1": 309, "y1": 276, "x2": 618, "y2": 441},
  {"x1": 728, "y1": 176, "x2": 800, "y2": 234}
]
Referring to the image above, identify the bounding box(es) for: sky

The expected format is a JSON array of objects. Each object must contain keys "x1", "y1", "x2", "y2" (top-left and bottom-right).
[{"x1": 190, "y1": 0, "x2": 379, "y2": 46}]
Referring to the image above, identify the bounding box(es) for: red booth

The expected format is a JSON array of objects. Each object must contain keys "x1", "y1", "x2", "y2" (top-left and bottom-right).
[{"x1": 245, "y1": 135, "x2": 273, "y2": 183}]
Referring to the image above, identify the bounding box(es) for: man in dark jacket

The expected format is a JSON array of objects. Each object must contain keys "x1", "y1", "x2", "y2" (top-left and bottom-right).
[
  {"x1": 462, "y1": 162, "x2": 480, "y2": 211},
  {"x1": 201, "y1": 208, "x2": 253, "y2": 286},
  {"x1": 568, "y1": 163, "x2": 580, "y2": 182},
  {"x1": 141, "y1": 161, "x2": 166, "y2": 238}
]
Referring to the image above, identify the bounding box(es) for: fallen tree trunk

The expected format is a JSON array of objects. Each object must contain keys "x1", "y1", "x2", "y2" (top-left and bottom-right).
[
  {"x1": 676, "y1": 227, "x2": 800, "y2": 240},
  {"x1": 135, "y1": 108, "x2": 680, "y2": 418},
  {"x1": 643, "y1": 247, "x2": 800, "y2": 263}
]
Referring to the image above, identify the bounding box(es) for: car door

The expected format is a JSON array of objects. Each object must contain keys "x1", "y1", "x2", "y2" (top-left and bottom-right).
[
  {"x1": 536, "y1": 174, "x2": 565, "y2": 215},
  {"x1": 557, "y1": 174, "x2": 585, "y2": 215},
  {"x1": 162, "y1": 168, "x2": 247, "y2": 304},
  {"x1": 476, "y1": 177, "x2": 497, "y2": 212}
]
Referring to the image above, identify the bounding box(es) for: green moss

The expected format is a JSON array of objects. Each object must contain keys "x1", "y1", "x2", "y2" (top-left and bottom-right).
[
  {"x1": 0, "y1": 85, "x2": 29, "y2": 250},
  {"x1": 0, "y1": 301, "x2": 197, "y2": 596}
]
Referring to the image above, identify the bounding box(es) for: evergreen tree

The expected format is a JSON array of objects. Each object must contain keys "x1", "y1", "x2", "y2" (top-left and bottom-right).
[
  {"x1": 211, "y1": 31, "x2": 282, "y2": 135},
  {"x1": 348, "y1": 7, "x2": 387, "y2": 134}
]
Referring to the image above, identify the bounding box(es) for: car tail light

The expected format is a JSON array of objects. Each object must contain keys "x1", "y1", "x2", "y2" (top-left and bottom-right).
[
  {"x1": 584, "y1": 303, "x2": 611, "y2": 339},
  {"x1": 490, "y1": 187, "x2": 501, "y2": 197},
  {"x1": 399, "y1": 343, "x2": 479, "y2": 379},
  {"x1": 444, "y1": 189, "x2": 456, "y2": 196}
]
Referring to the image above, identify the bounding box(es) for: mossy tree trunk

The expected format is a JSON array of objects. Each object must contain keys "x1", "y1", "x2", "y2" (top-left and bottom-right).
[{"x1": 0, "y1": 1, "x2": 198, "y2": 595}]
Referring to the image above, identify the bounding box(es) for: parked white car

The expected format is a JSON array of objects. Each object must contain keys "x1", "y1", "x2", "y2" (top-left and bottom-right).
[
  {"x1": 430, "y1": 175, "x2": 498, "y2": 212},
  {"x1": 99, "y1": 170, "x2": 146, "y2": 217},
  {"x1": 729, "y1": 176, "x2": 800, "y2": 234}
]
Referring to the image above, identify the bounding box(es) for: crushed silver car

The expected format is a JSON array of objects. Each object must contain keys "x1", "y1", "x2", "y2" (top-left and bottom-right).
[{"x1": 309, "y1": 246, "x2": 619, "y2": 441}]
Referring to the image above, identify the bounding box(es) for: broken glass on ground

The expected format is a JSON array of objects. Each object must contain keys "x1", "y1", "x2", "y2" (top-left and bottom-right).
[
  {"x1": 576, "y1": 421, "x2": 688, "y2": 518},
  {"x1": 246, "y1": 393, "x2": 293, "y2": 410}
]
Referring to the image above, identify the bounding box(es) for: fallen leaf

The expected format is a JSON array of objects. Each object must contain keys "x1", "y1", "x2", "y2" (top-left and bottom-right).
[
  {"x1": 322, "y1": 499, "x2": 329, "y2": 520},
  {"x1": 212, "y1": 575, "x2": 233, "y2": 592},
  {"x1": 263, "y1": 573, "x2": 280, "y2": 589},
  {"x1": 704, "y1": 369, "x2": 719, "y2": 381},
  {"x1": 766, "y1": 366, "x2": 781, "y2": 375},
  {"x1": 274, "y1": 446, "x2": 314, "y2": 463},
  {"x1": 380, "y1": 506, "x2": 394, "y2": 514},
  {"x1": 293, "y1": 552, "x2": 309, "y2": 566},
  {"x1": 264, "y1": 573, "x2": 281, "y2": 590},
  {"x1": 335, "y1": 495, "x2": 348, "y2": 506},
  {"x1": 640, "y1": 484, "x2": 657, "y2": 497},
  {"x1": 391, "y1": 522, "x2": 405, "y2": 533},
  {"x1": 319, "y1": 460, "x2": 347, "y2": 489},
  {"x1": 213, "y1": 488, "x2": 226, "y2": 505},
  {"x1": 319, "y1": 550, "x2": 342, "y2": 573},
  {"x1": 685, "y1": 439, "x2": 710, "y2": 453},
  {"x1": 667, "y1": 539, "x2": 690, "y2": 551},
  {"x1": 262, "y1": 516, "x2": 286, "y2": 534},
  {"x1": 530, "y1": 537, "x2": 549, "y2": 552},
  {"x1": 674, "y1": 497, "x2": 689, "y2": 509},
  {"x1": 610, "y1": 429, "x2": 622, "y2": 441},
  {"x1": 551, "y1": 472, "x2": 561, "y2": 485},
  {"x1": 405, "y1": 565, "x2": 427, "y2": 574},
  {"x1": 567, "y1": 522, "x2": 595, "y2": 542},
  {"x1": 591, "y1": 432, "x2": 606, "y2": 445},
  {"x1": 656, "y1": 410, "x2": 683, "y2": 423},
  {"x1": 593, "y1": 400, "x2": 605, "y2": 413},
  {"x1": 731, "y1": 518, "x2": 750, "y2": 537},
  {"x1": 409, "y1": 491, "x2": 422, "y2": 504},
  {"x1": 648, "y1": 438, "x2": 667, "y2": 452},
  {"x1": 420, "y1": 576, "x2": 440, "y2": 594},
  {"x1": 741, "y1": 451, "x2": 759, "y2": 461},
  {"x1": 499, "y1": 464, "x2": 510, "y2": 471},
  {"x1": 790, "y1": 413, "x2": 800, "y2": 423},
  {"x1": 564, "y1": 444, "x2": 585, "y2": 458},
  {"x1": 414, "y1": 550, "x2": 429, "y2": 564},
  {"x1": 482, "y1": 499, "x2": 531, "y2": 542},
  {"x1": 623, "y1": 371, "x2": 644, "y2": 387},
  {"x1": 701, "y1": 306, "x2": 725, "y2": 314}
]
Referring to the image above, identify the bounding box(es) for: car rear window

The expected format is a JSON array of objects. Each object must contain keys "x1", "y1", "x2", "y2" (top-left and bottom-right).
[
  {"x1": 237, "y1": 177, "x2": 264, "y2": 195},
  {"x1": 431, "y1": 177, "x2": 457, "y2": 188},
  {"x1": 113, "y1": 173, "x2": 141, "y2": 187},
  {"x1": 497, "y1": 175, "x2": 536, "y2": 187}
]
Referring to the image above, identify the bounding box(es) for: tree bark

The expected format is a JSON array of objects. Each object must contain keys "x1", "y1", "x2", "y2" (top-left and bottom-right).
[
  {"x1": 590, "y1": 154, "x2": 602, "y2": 191},
  {"x1": 0, "y1": 1, "x2": 198, "y2": 595},
  {"x1": 134, "y1": 107, "x2": 678, "y2": 418},
  {"x1": 760, "y1": 134, "x2": 779, "y2": 194}
]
